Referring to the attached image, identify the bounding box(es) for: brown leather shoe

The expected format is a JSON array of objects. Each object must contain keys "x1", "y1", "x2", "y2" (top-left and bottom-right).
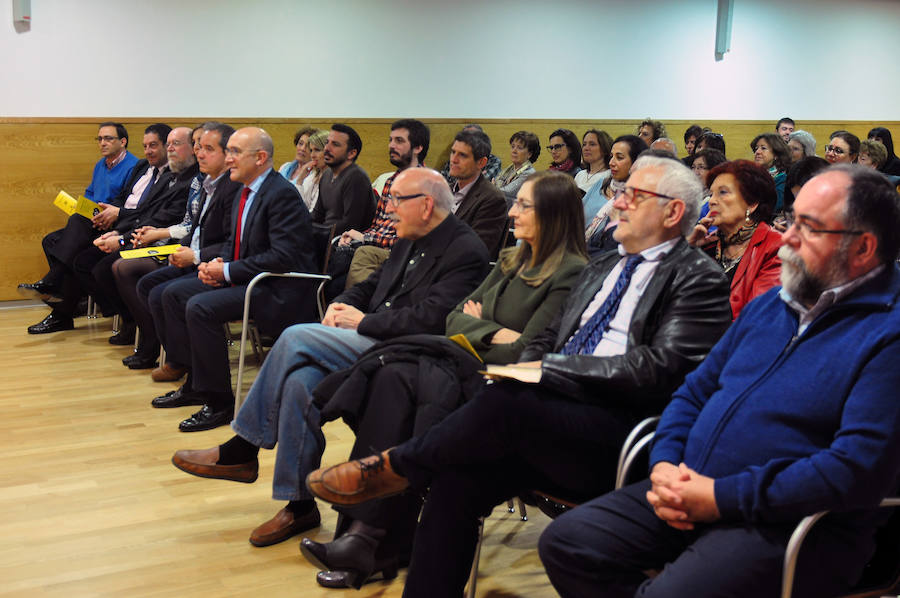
[
  {"x1": 152, "y1": 362, "x2": 188, "y2": 382},
  {"x1": 172, "y1": 446, "x2": 258, "y2": 483},
  {"x1": 305, "y1": 450, "x2": 408, "y2": 506},
  {"x1": 249, "y1": 506, "x2": 320, "y2": 547}
]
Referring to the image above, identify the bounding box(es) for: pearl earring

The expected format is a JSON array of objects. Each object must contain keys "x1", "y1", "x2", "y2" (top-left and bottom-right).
[{"x1": 745, "y1": 208, "x2": 751, "y2": 223}]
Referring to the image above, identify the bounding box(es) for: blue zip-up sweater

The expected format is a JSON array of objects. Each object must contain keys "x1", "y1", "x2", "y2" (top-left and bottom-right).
[{"x1": 651, "y1": 264, "x2": 900, "y2": 524}]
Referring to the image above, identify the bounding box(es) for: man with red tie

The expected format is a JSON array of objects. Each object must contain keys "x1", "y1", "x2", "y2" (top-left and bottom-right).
[{"x1": 153, "y1": 127, "x2": 317, "y2": 432}]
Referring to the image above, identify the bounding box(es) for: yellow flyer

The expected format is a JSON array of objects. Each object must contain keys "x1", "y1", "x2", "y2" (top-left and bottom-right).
[
  {"x1": 75, "y1": 195, "x2": 103, "y2": 219},
  {"x1": 53, "y1": 190, "x2": 77, "y2": 215},
  {"x1": 119, "y1": 245, "x2": 181, "y2": 259}
]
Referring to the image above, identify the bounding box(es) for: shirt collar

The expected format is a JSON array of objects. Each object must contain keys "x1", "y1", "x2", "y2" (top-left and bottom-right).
[
  {"x1": 617, "y1": 237, "x2": 680, "y2": 262},
  {"x1": 203, "y1": 170, "x2": 228, "y2": 195},
  {"x1": 105, "y1": 149, "x2": 128, "y2": 169},
  {"x1": 245, "y1": 168, "x2": 272, "y2": 194},
  {"x1": 779, "y1": 264, "x2": 886, "y2": 320}
]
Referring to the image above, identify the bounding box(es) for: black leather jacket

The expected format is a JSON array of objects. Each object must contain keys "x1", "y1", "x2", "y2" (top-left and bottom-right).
[{"x1": 520, "y1": 238, "x2": 732, "y2": 415}]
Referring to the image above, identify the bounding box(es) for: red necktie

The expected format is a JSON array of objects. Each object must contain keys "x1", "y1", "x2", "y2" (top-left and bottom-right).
[{"x1": 233, "y1": 187, "x2": 250, "y2": 261}]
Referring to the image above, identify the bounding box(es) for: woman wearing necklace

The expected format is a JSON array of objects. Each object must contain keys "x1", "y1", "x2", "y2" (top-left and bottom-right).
[
  {"x1": 689, "y1": 160, "x2": 782, "y2": 319},
  {"x1": 493, "y1": 130, "x2": 540, "y2": 204},
  {"x1": 574, "y1": 129, "x2": 613, "y2": 193},
  {"x1": 546, "y1": 129, "x2": 582, "y2": 177},
  {"x1": 583, "y1": 134, "x2": 647, "y2": 256}
]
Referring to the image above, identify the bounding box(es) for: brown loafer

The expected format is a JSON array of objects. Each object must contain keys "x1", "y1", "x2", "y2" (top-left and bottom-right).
[
  {"x1": 172, "y1": 446, "x2": 258, "y2": 483},
  {"x1": 152, "y1": 362, "x2": 188, "y2": 382},
  {"x1": 306, "y1": 450, "x2": 408, "y2": 506},
  {"x1": 249, "y1": 506, "x2": 320, "y2": 547}
]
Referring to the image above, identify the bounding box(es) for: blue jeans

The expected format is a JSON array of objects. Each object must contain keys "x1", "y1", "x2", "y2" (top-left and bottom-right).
[{"x1": 231, "y1": 323, "x2": 376, "y2": 500}]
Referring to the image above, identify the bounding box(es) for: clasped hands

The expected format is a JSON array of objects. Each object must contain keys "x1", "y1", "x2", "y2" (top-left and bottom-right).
[
  {"x1": 645, "y1": 461, "x2": 720, "y2": 530},
  {"x1": 321, "y1": 302, "x2": 365, "y2": 330},
  {"x1": 462, "y1": 300, "x2": 521, "y2": 345},
  {"x1": 91, "y1": 203, "x2": 119, "y2": 230},
  {"x1": 197, "y1": 257, "x2": 226, "y2": 287}
]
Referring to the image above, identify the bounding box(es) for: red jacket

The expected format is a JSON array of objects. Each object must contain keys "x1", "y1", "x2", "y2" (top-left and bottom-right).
[{"x1": 728, "y1": 222, "x2": 782, "y2": 319}]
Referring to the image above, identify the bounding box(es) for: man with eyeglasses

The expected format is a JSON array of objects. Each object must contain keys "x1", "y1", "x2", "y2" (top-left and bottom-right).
[
  {"x1": 534, "y1": 165, "x2": 900, "y2": 597},
  {"x1": 169, "y1": 167, "x2": 489, "y2": 550},
  {"x1": 22, "y1": 123, "x2": 191, "y2": 335},
  {"x1": 17, "y1": 123, "x2": 138, "y2": 305},
  {"x1": 304, "y1": 156, "x2": 733, "y2": 597},
  {"x1": 150, "y1": 127, "x2": 317, "y2": 433}
]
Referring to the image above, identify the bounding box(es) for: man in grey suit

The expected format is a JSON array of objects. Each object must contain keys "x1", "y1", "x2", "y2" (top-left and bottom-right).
[{"x1": 446, "y1": 129, "x2": 508, "y2": 258}]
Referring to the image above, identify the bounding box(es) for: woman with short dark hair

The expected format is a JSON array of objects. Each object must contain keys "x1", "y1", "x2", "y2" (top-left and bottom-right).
[
  {"x1": 493, "y1": 130, "x2": 540, "y2": 203},
  {"x1": 751, "y1": 132, "x2": 791, "y2": 212}
]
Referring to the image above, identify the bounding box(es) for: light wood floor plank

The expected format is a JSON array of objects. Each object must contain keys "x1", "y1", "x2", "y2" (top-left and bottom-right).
[{"x1": 0, "y1": 306, "x2": 555, "y2": 597}]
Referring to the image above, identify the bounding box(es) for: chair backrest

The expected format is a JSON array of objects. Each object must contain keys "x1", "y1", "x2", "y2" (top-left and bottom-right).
[{"x1": 311, "y1": 223, "x2": 337, "y2": 274}]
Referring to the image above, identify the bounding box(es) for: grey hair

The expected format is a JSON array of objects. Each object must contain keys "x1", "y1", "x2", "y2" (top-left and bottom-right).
[
  {"x1": 631, "y1": 155, "x2": 704, "y2": 237},
  {"x1": 650, "y1": 137, "x2": 678, "y2": 157},
  {"x1": 418, "y1": 171, "x2": 453, "y2": 212},
  {"x1": 789, "y1": 130, "x2": 817, "y2": 157}
]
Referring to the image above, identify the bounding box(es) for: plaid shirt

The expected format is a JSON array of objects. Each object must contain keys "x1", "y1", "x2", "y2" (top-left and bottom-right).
[{"x1": 362, "y1": 173, "x2": 399, "y2": 248}]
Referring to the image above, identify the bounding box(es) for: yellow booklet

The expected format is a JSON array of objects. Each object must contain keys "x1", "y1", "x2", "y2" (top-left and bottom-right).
[
  {"x1": 119, "y1": 245, "x2": 181, "y2": 259},
  {"x1": 53, "y1": 190, "x2": 77, "y2": 215},
  {"x1": 447, "y1": 333, "x2": 483, "y2": 362},
  {"x1": 74, "y1": 195, "x2": 103, "y2": 219},
  {"x1": 479, "y1": 364, "x2": 542, "y2": 384}
]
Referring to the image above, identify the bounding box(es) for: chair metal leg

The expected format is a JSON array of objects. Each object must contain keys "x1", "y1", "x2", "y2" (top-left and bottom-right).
[
  {"x1": 506, "y1": 500, "x2": 515, "y2": 513},
  {"x1": 159, "y1": 346, "x2": 166, "y2": 365},
  {"x1": 517, "y1": 497, "x2": 527, "y2": 521},
  {"x1": 112, "y1": 314, "x2": 120, "y2": 334},
  {"x1": 133, "y1": 327, "x2": 140, "y2": 353},
  {"x1": 86, "y1": 296, "x2": 99, "y2": 319}
]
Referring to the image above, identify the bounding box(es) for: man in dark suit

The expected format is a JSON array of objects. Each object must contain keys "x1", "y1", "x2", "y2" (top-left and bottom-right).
[
  {"x1": 305, "y1": 156, "x2": 734, "y2": 597},
  {"x1": 24, "y1": 123, "x2": 179, "y2": 334},
  {"x1": 152, "y1": 127, "x2": 317, "y2": 432},
  {"x1": 115, "y1": 122, "x2": 241, "y2": 370},
  {"x1": 447, "y1": 129, "x2": 508, "y2": 259},
  {"x1": 169, "y1": 168, "x2": 490, "y2": 549}
]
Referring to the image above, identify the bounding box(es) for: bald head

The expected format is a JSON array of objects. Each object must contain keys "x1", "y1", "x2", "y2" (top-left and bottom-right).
[
  {"x1": 387, "y1": 168, "x2": 454, "y2": 240},
  {"x1": 166, "y1": 127, "x2": 196, "y2": 173},
  {"x1": 225, "y1": 127, "x2": 275, "y2": 185}
]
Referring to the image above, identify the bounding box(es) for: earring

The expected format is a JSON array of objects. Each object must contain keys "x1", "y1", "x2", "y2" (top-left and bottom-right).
[{"x1": 745, "y1": 208, "x2": 751, "y2": 223}]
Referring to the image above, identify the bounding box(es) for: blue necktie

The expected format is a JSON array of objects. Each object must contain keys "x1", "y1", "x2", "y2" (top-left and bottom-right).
[
  {"x1": 136, "y1": 167, "x2": 158, "y2": 206},
  {"x1": 560, "y1": 254, "x2": 645, "y2": 356}
]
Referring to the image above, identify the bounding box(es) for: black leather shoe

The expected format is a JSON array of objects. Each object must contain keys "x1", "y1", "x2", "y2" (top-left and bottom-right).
[
  {"x1": 151, "y1": 387, "x2": 205, "y2": 409},
  {"x1": 17, "y1": 280, "x2": 61, "y2": 302},
  {"x1": 179, "y1": 405, "x2": 234, "y2": 432},
  {"x1": 108, "y1": 322, "x2": 136, "y2": 345},
  {"x1": 300, "y1": 534, "x2": 396, "y2": 590},
  {"x1": 122, "y1": 353, "x2": 159, "y2": 369},
  {"x1": 27, "y1": 313, "x2": 74, "y2": 335},
  {"x1": 316, "y1": 566, "x2": 399, "y2": 589}
]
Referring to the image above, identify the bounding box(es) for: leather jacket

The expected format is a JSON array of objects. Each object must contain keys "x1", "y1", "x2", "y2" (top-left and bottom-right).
[{"x1": 521, "y1": 238, "x2": 732, "y2": 415}]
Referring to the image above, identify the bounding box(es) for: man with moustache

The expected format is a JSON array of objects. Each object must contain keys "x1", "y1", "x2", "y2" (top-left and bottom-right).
[
  {"x1": 327, "y1": 119, "x2": 430, "y2": 294},
  {"x1": 152, "y1": 127, "x2": 316, "y2": 432},
  {"x1": 24, "y1": 123, "x2": 180, "y2": 335},
  {"x1": 312, "y1": 123, "x2": 375, "y2": 235},
  {"x1": 536, "y1": 165, "x2": 900, "y2": 597},
  {"x1": 170, "y1": 168, "x2": 489, "y2": 550},
  {"x1": 114, "y1": 122, "x2": 241, "y2": 371}
]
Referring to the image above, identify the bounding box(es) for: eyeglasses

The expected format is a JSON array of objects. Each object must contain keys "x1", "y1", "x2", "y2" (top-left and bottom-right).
[
  {"x1": 511, "y1": 199, "x2": 534, "y2": 212},
  {"x1": 386, "y1": 192, "x2": 427, "y2": 207},
  {"x1": 783, "y1": 210, "x2": 864, "y2": 239},
  {"x1": 224, "y1": 147, "x2": 262, "y2": 157},
  {"x1": 616, "y1": 186, "x2": 676, "y2": 209},
  {"x1": 824, "y1": 145, "x2": 846, "y2": 155},
  {"x1": 167, "y1": 139, "x2": 188, "y2": 148},
  {"x1": 546, "y1": 144, "x2": 566, "y2": 152},
  {"x1": 96, "y1": 135, "x2": 119, "y2": 143}
]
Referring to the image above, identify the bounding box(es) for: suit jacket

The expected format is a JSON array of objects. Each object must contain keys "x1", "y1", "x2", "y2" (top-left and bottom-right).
[
  {"x1": 116, "y1": 162, "x2": 200, "y2": 241},
  {"x1": 222, "y1": 168, "x2": 318, "y2": 335},
  {"x1": 521, "y1": 238, "x2": 732, "y2": 414},
  {"x1": 455, "y1": 173, "x2": 508, "y2": 259},
  {"x1": 179, "y1": 174, "x2": 242, "y2": 261},
  {"x1": 334, "y1": 213, "x2": 491, "y2": 340}
]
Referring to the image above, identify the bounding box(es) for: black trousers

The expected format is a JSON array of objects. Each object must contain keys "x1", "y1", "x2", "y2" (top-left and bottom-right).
[
  {"x1": 40, "y1": 216, "x2": 101, "y2": 317},
  {"x1": 112, "y1": 257, "x2": 166, "y2": 356},
  {"x1": 136, "y1": 265, "x2": 194, "y2": 360},
  {"x1": 391, "y1": 380, "x2": 639, "y2": 598},
  {"x1": 538, "y1": 480, "x2": 866, "y2": 598}
]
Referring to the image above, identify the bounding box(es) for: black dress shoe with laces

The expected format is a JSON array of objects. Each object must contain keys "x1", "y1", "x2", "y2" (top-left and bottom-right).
[
  {"x1": 17, "y1": 280, "x2": 62, "y2": 302},
  {"x1": 122, "y1": 353, "x2": 159, "y2": 369},
  {"x1": 179, "y1": 405, "x2": 234, "y2": 432},
  {"x1": 151, "y1": 387, "x2": 205, "y2": 408},
  {"x1": 27, "y1": 313, "x2": 74, "y2": 335}
]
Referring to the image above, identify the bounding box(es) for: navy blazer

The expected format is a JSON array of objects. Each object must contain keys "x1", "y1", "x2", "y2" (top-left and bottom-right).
[{"x1": 178, "y1": 174, "x2": 241, "y2": 261}]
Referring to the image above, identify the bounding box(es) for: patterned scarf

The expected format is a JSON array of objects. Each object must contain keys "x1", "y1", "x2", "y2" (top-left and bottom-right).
[{"x1": 549, "y1": 159, "x2": 575, "y2": 173}]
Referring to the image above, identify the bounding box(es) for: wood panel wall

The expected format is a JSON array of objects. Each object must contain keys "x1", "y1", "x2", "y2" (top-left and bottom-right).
[{"x1": 1, "y1": 117, "x2": 894, "y2": 301}]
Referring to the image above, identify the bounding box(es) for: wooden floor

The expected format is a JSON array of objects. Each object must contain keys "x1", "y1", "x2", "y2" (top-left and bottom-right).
[{"x1": 0, "y1": 305, "x2": 555, "y2": 597}]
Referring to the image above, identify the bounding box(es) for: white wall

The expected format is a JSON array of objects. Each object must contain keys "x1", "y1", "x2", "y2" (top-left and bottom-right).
[{"x1": 1, "y1": 0, "x2": 898, "y2": 120}]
